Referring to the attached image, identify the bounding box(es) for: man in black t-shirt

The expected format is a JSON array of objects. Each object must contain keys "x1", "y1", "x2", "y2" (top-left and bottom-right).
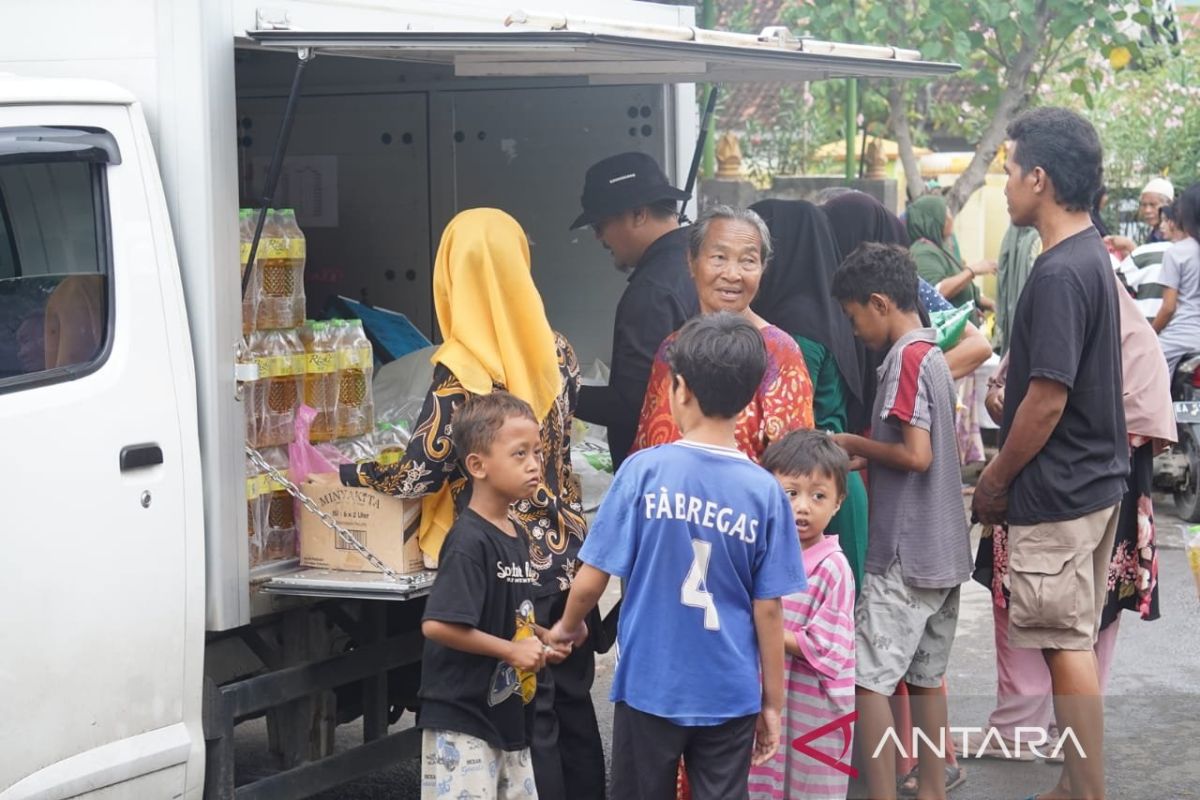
[
  {"x1": 419, "y1": 393, "x2": 569, "y2": 799},
  {"x1": 973, "y1": 108, "x2": 1127, "y2": 800}
]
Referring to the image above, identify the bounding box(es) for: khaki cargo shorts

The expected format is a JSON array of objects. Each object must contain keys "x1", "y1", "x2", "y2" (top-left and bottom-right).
[{"x1": 1007, "y1": 504, "x2": 1120, "y2": 651}]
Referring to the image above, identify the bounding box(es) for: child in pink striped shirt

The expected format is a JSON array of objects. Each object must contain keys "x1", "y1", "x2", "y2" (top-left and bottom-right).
[{"x1": 749, "y1": 431, "x2": 856, "y2": 800}]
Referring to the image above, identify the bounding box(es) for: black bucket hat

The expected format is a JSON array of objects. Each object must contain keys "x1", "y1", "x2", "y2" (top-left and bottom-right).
[{"x1": 570, "y1": 151, "x2": 690, "y2": 230}]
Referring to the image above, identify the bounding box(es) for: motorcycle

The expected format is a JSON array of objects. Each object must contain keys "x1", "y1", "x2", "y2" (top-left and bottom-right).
[{"x1": 1153, "y1": 353, "x2": 1200, "y2": 521}]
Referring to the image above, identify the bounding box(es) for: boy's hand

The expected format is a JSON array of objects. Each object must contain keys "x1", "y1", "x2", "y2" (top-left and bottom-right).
[
  {"x1": 543, "y1": 642, "x2": 572, "y2": 664},
  {"x1": 549, "y1": 618, "x2": 588, "y2": 648},
  {"x1": 751, "y1": 707, "x2": 781, "y2": 766},
  {"x1": 830, "y1": 432, "x2": 856, "y2": 456},
  {"x1": 534, "y1": 626, "x2": 574, "y2": 664},
  {"x1": 507, "y1": 637, "x2": 547, "y2": 672},
  {"x1": 831, "y1": 433, "x2": 867, "y2": 471}
]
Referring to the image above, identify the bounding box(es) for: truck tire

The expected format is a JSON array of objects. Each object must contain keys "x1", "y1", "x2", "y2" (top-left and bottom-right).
[{"x1": 1173, "y1": 428, "x2": 1200, "y2": 522}]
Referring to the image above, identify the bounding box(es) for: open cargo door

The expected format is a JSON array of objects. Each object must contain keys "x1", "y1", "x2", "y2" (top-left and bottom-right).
[
  {"x1": 245, "y1": 12, "x2": 957, "y2": 601},
  {"x1": 244, "y1": 12, "x2": 959, "y2": 85}
]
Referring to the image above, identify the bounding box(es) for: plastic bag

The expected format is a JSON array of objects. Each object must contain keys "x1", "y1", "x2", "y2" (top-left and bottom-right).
[
  {"x1": 288, "y1": 404, "x2": 340, "y2": 485},
  {"x1": 930, "y1": 301, "x2": 975, "y2": 352},
  {"x1": 580, "y1": 358, "x2": 611, "y2": 387},
  {"x1": 373, "y1": 344, "x2": 436, "y2": 430},
  {"x1": 571, "y1": 419, "x2": 616, "y2": 513}
]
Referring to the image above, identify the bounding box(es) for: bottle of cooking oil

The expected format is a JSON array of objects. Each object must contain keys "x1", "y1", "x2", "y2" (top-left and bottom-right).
[
  {"x1": 301, "y1": 320, "x2": 337, "y2": 442},
  {"x1": 279, "y1": 209, "x2": 307, "y2": 325},
  {"x1": 251, "y1": 329, "x2": 302, "y2": 447},
  {"x1": 238, "y1": 209, "x2": 256, "y2": 335},
  {"x1": 246, "y1": 331, "x2": 267, "y2": 448},
  {"x1": 245, "y1": 452, "x2": 266, "y2": 568},
  {"x1": 256, "y1": 209, "x2": 297, "y2": 329},
  {"x1": 261, "y1": 446, "x2": 297, "y2": 563},
  {"x1": 376, "y1": 421, "x2": 410, "y2": 466},
  {"x1": 242, "y1": 339, "x2": 258, "y2": 449},
  {"x1": 334, "y1": 319, "x2": 375, "y2": 438}
]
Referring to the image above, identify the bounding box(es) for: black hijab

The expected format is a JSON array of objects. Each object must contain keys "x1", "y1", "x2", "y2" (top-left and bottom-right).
[
  {"x1": 751, "y1": 199, "x2": 864, "y2": 406},
  {"x1": 818, "y1": 191, "x2": 913, "y2": 432},
  {"x1": 821, "y1": 190, "x2": 909, "y2": 257}
]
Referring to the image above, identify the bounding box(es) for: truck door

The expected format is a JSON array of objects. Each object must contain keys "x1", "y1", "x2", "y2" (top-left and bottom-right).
[{"x1": 0, "y1": 102, "x2": 203, "y2": 797}]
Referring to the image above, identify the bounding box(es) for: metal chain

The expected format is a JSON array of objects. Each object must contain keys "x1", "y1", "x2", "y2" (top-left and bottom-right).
[{"x1": 246, "y1": 444, "x2": 404, "y2": 582}]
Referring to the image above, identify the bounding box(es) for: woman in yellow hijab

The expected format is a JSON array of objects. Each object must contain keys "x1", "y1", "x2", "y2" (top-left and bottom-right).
[{"x1": 340, "y1": 208, "x2": 603, "y2": 798}]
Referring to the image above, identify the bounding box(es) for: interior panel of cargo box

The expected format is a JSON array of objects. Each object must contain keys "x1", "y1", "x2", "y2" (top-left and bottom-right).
[
  {"x1": 236, "y1": 90, "x2": 433, "y2": 333},
  {"x1": 235, "y1": 49, "x2": 673, "y2": 367}
]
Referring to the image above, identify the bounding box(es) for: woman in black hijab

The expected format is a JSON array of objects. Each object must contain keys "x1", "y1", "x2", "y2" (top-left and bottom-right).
[
  {"x1": 818, "y1": 189, "x2": 986, "y2": 798},
  {"x1": 822, "y1": 188, "x2": 911, "y2": 253},
  {"x1": 751, "y1": 198, "x2": 870, "y2": 587},
  {"x1": 820, "y1": 191, "x2": 992, "y2": 409},
  {"x1": 820, "y1": 191, "x2": 913, "y2": 434},
  {"x1": 752, "y1": 199, "x2": 864, "y2": 421}
]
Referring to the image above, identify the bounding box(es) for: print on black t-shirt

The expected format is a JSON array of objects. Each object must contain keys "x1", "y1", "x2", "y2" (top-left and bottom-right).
[{"x1": 489, "y1": 599, "x2": 538, "y2": 707}]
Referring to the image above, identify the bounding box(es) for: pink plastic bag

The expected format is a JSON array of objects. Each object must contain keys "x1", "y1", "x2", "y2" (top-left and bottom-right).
[
  {"x1": 289, "y1": 404, "x2": 342, "y2": 484},
  {"x1": 289, "y1": 404, "x2": 352, "y2": 533}
]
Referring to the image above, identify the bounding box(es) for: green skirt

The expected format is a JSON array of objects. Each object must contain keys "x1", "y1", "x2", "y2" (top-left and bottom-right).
[{"x1": 827, "y1": 470, "x2": 868, "y2": 593}]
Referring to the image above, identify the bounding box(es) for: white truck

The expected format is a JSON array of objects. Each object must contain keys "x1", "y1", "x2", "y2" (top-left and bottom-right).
[{"x1": 0, "y1": 2, "x2": 952, "y2": 797}]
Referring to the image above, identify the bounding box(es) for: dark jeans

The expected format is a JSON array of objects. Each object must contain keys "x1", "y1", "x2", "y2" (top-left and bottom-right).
[
  {"x1": 611, "y1": 702, "x2": 756, "y2": 800},
  {"x1": 532, "y1": 592, "x2": 606, "y2": 800}
]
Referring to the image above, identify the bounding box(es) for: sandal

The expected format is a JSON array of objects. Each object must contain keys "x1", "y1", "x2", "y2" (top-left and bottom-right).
[{"x1": 897, "y1": 764, "x2": 967, "y2": 798}]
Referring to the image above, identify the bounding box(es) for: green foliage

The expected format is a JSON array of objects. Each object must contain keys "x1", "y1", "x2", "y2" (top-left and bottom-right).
[
  {"x1": 736, "y1": 83, "x2": 842, "y2": 181},
  {"x1": 1048, "y1": 30, "x2": 1200, "y2": 196},
  {"x1": 710, "y1": 0, "x2": 1154, "y2": 194},
  {"x1": 704, "y1": 0, "x2": 1193, "y2": 202},
  {"x1": 793, "y1": 0, "x2": 1136, "y2": 135}
]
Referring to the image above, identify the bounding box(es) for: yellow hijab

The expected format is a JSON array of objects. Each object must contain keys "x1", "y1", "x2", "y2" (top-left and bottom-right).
[{"x1": 420, "y1": 208, "x2": 562, "y2": 559}]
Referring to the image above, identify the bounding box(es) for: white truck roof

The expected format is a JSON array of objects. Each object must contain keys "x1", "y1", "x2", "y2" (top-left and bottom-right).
[{"x1": 0, "y1": 74, "x2": 136, "y2": 106}]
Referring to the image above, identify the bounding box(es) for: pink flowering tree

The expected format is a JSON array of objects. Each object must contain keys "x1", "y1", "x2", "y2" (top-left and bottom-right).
[
  {"x1": 1050, "y1": 30, "x2": 1200, "y2": 204},
  {"x1": 793, "y1": 0, "x2": 1144, "y2": 211}
]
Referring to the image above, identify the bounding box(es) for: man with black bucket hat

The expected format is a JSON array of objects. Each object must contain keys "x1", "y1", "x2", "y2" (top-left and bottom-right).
[{"x1": 571, "y1": 151, "x2": 699, "y2": 470}]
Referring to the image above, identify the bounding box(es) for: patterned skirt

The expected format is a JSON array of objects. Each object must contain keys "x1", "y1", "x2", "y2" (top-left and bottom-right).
[{"x1": 974, "y1": 440, "x2": 1160, "y2": 627}]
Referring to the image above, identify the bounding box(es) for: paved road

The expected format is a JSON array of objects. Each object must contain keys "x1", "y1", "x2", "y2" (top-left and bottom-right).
[
  {"x1": 237, "y1": 500, "x2": 1200, "y2": 799},
  {"x1": 930, "y1": 505, "x2": 1200, "y2": 800}
]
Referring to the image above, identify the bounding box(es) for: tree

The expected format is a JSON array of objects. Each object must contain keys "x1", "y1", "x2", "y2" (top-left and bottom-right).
[
  {"x1": 793, "y1": 0, "x2": 1148, "y2": 212},
  {"x1": 1053, "y1": 27, "x2": 1200, "y2": 202}
]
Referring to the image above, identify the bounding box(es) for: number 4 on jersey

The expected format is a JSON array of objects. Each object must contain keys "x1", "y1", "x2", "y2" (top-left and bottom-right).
[{"x1": 681, "y1": 539, "x2": 720, "y2": 631}]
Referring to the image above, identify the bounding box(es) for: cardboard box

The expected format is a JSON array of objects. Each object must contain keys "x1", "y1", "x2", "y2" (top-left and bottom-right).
[{"x1": 299, "y1": 475, "x2": 423, "y2": 574}]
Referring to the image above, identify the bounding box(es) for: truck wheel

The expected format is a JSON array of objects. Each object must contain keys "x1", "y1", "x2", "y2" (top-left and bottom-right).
[{"x1": 1173, "y1": 429, "x2": 1200, "y2": 522}]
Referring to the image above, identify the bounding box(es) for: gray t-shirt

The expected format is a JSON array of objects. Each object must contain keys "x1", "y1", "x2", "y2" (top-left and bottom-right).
[
  {"x1": 1157, "y1": 237, "x2": 1200, "y2": 374},
  {"x1": 865, "y1": 327, "x2": 972, "y2": 589}
]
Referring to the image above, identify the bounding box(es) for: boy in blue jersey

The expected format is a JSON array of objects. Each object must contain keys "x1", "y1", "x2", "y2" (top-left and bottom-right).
[{"x1": 551, "y1": 312, "x2": 807, "y2": 800}]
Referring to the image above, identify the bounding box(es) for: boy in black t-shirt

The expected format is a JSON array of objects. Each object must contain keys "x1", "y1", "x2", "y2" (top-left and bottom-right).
[{"x1": 419, "y1": 392, "x2": 569, "y2": 800}]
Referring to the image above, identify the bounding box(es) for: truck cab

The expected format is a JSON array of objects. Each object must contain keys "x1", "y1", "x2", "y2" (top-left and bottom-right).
[{"x1": 0, "y1": 80, "x2": 206, "y2": 799}]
